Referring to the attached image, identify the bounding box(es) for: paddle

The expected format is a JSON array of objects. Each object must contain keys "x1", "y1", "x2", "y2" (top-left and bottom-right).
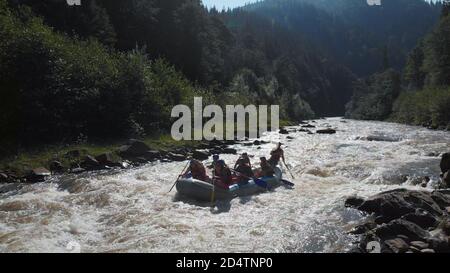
[
  {"x1": 232, "y1": 169, "x2": 268, "y2": 189},
  {"x1": 283, "y1": 161, "x2": 295, "y2": 179},
  {"x1": 281, "y1": 179, "x2": 295, "y2": 187},
  {"x1": 168, "y1": 161, "x2": 190, "y2": 193},
  {"x1": 210, "y1": 170, "x2": 216, "y2": 206}
]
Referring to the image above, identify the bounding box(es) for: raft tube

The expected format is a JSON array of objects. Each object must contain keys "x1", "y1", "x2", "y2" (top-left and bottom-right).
[{"x1": 175, "y1": 167, "x2": 283, "y2": 202}]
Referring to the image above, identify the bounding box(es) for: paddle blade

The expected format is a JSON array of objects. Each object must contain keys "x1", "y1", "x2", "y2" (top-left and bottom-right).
[{"x1": 281, "y1": 179, "x2": 295, "y2": 187}]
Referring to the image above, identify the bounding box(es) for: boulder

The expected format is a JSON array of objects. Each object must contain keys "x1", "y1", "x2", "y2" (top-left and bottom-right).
[
  {"x1": 408, "y1": 246, "x2": 421, "y2": 253},
  {"x1": 143, "y1": 150, "x2": 161, "y2": 161},
  {"x1": 301, "y1": 124, "x2": 316, "y2": 128},
  {"x1": 401, "y1": 209, "x2": 439, "y2": 229},
  {"x1": 430, "y1": 190, "x2": 450, "y2": 209},
  {"x1": 349, "y1": 222, "x2": 377, "y2": 235},
  {"x1": 192, "y1": 150, "x2": 210, "y2": 161},
  {"x1": 119, "y1": 140, "x2": 150, "y2": 157},
  {"x1": 384, "y1": 238, "x2": 409, "y2": 253},
  {"x1": 375, "y1": 219, "x2": 430, "y2": 241},
  {"x1": 49, "y1": 161, "x2": 65, "y2": 174},
  {"x1": 440, "y1": 153, "x2": 450, "y2": 174},
  {"x1": 95, "y1": 153, "x2": 123, "y2": 167},
  {"x1": 80, "y1": 155, "x2": 101, "y2": 171},
  {"x1": 440, "y1": 219, "x2": 450, "y2": 236},
  {"x1": 345, "y1": 196, "x2": 365, "y2": 208},
  {"x1": 442, "y1": 171, "x2": 450, "y2": 188},
  {"x1": 26, "y1": 167, "x2": 51, "y2": 183},
  {"x1": 410, "y1": 241, "x2": 429, "y2": 250},
  {"x1": 0, "y1": 172, "x2": 9, "y2": 183},
  {"x1": 358, "y1": 189, "x2": 443, "y2": 219},
  {"x1": 279, "y1": 128, "x2": 289, "y2": 135},
  {"x1": 316, "y1": 129, "x2": 336, "y2": 134}
]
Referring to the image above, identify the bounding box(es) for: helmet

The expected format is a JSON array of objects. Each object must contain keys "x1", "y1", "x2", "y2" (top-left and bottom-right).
[{"x1": 213, "y1": 154, "x2": 219, "y2": 161}]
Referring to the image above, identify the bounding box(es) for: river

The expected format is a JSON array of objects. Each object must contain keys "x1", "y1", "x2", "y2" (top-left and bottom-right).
[{"x1": 1, "y1": 118, "x2": 449, "y2": 253}]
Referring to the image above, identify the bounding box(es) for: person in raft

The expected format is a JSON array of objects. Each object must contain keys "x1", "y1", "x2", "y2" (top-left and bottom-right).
[
  {"x1": 259, "y1": 157, "x2": 275, "y2": 177},
  {"x1": 213, "y1": 160, "x2": 233, "y2": 189},
  {"x1": 184, "y1": 159, "x2": 209, "y2": 182},
  {"x1": 234, "y1": 152, "x2": 252, "y2": 169},
  {"x1": 234, "y1": 158, "x2": 254, "y2": 185},
  {"x1": 268, "y1": 142, "x2": 286, "y2": 168},
  {"x1": 209, "y1": 154, "x2": 220, "y2": 169}
]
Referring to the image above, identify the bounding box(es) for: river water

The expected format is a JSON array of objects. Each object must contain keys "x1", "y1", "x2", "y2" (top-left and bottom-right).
[{"x1": 0, "y1": 118, "x2": 449, "y2": 253}]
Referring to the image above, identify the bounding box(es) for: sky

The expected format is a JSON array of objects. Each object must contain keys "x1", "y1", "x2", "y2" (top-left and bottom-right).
[{"x1": 201, "y1": 0, "x2": 258, "y2": 10}]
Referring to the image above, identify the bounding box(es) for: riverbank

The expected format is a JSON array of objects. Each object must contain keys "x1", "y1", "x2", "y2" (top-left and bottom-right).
[{"x1": 0, "y1": 120, "x2": 299, "y2": 184}]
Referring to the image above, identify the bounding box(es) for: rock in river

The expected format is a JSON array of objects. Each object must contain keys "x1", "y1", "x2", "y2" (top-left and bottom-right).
[
  {"x1": 316, "y1": 129, "x2": 336, "y2": 134},
  {"x1": 193, "y1": 150, "x2": 210, "y2": 161},
  {"x1": 26, "y1": 167, "x2": 51, "y2": 183}
]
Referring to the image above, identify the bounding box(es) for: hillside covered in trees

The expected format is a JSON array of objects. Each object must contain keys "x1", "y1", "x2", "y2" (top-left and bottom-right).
[
  {"x1": 346, "y1": 2, "x2": 450, "y2": 129},
  {"x1": 0, "y1": 0, "x2": 447, "y2": 156}
]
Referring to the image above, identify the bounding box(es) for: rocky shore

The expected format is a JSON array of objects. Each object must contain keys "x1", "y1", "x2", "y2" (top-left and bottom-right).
[
  {"x1": 0, "y1": 138, "x2": 240, "y2": 185},
  {"x1": 346, "y1": 153, "x2": 450, "y2": 253}
]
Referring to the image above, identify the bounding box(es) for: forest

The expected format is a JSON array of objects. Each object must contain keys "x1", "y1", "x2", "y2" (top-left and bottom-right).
[{"x1": 0, "y1": 0, "x2": 448, "y2": 156}]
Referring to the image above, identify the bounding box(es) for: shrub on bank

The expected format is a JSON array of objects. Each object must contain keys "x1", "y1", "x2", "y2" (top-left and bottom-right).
[{"x1": 391, "y1": 87, "x2": 450, "y2": 128}]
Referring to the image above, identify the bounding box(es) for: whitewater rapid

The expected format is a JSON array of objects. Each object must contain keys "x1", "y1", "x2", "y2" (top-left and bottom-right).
[{"x1": 1, "y1": 118, "x2": 449, "y2": 253}]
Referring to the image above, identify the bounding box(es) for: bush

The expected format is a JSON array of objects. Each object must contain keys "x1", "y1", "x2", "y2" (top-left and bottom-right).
[{"x1": 391, "y1": 87, "x2": 450, "y2": 128}]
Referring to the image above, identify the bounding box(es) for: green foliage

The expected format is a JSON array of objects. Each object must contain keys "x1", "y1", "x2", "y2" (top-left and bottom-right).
[
  {"x1": 391, "y1": 87, "x2": 450, "y2": 128},
  {"x1": 0, "y1": 2, "x2": 199, "y2": 154},
  {"x1": 345, "y1": 69, "x2": 401, "y2": 120}
]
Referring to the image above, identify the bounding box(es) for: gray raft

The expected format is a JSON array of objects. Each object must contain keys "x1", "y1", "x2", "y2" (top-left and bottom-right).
[{"x1": 175, "y1": 167, "x2": 283, "y2": 202}]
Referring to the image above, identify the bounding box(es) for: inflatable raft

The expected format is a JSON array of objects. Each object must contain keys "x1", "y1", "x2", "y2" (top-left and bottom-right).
[{"x1": 175, "y1": 167, "x2": 283, "y2": 202}]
